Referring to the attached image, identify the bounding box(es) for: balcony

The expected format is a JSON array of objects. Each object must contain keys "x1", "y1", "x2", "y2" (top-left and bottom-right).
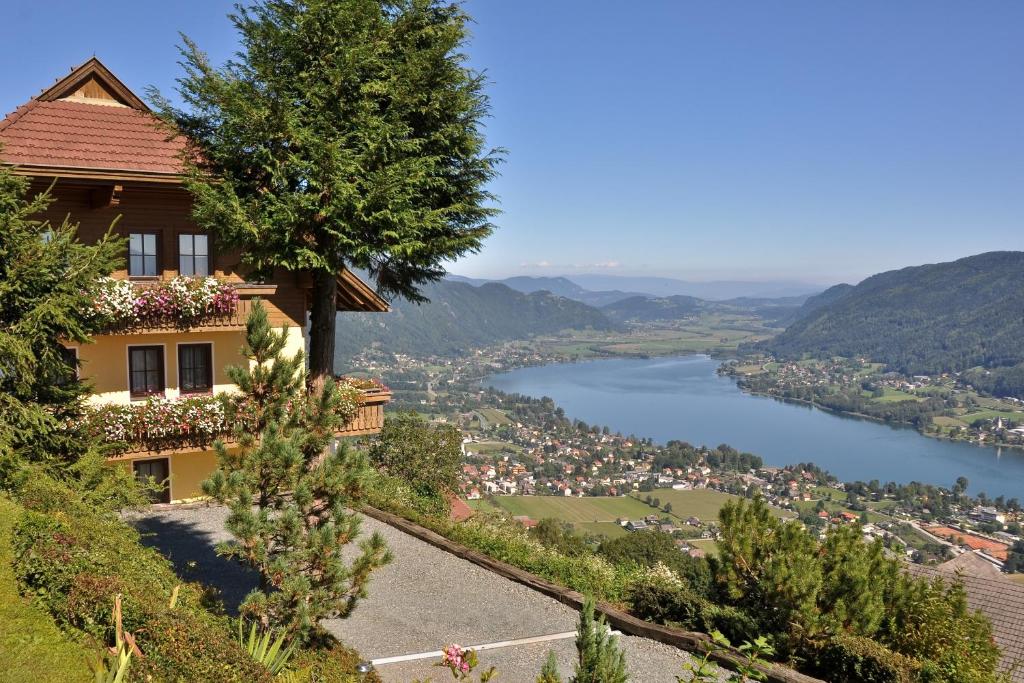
[
  {"x1": 91, "y1": 385, "x2": 392, "y2": 459},
  {"x1": 89, "y1": 276, "x2": 246, "y2": 334}
]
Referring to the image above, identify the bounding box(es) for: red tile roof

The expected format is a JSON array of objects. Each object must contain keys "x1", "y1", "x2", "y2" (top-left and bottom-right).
[{"x1": 0, "y1": 98, "x2": 184, "y2": 175}]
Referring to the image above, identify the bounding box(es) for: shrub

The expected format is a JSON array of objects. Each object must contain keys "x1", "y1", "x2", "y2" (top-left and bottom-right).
[
  {"x1": 11, "y1": 474, "x2": 270, "y2": 682},
  {"x1": 291, "y1": 642, "x2": 382, "y2": 683},
  {"x1": 809, "y1": 634, "x2": 922, "y2": 683}
]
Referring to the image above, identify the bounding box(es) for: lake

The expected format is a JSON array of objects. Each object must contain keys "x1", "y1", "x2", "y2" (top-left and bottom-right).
[{"x1": 485, "y1": 355, "x2": 1024, "y2": 499}]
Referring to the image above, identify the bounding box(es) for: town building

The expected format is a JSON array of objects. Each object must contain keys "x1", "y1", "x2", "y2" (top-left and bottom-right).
[{"x1": 0, "y1": 59, "x2": 391, "y2": 502}]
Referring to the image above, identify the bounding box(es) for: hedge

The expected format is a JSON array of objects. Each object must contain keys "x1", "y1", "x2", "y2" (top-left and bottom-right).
[{"x1": 11, "y1": 475, "x2": 270, "y2": 682}]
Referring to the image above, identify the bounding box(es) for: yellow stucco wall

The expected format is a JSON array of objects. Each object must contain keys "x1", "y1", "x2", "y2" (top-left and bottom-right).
[
  {"x1": 72, "y1": 326, "x2": 308, "y2": 406},
  {"x1": 88, "y1": 326, "x2": 309, "y2": 503},
  {"x1": 116, "y1": 448, "x2": 222, "y2": 503},
  {"x1": 72, "y1": 331, "x2": 247, "y2": 405}
]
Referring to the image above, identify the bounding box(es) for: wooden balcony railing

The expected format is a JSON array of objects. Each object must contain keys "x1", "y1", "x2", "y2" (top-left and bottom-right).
[
  {"x1": 337, "y1": 389, "x2": 392, "y2": 437},
  {"x1": 102, "y1": 297, "x2": 254, "y2": 334},
  {"x1": 103, "y1": 388, "x2": 392, "y2": 459}
]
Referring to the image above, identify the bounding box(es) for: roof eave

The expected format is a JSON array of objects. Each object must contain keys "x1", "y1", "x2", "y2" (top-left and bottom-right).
[{"x1": 2, "y1": 163, "x2": 184, "y2": 184}]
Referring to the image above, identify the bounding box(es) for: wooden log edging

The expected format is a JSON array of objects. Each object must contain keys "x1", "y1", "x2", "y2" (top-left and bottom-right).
[{"x1": 361, "y1": 505, "x2": 823, "y2": 683}]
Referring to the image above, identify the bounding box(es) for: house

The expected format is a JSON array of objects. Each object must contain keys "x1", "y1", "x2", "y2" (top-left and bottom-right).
[
  {"x1": 626, "y1": 520, "x2": 648, "y2": 532},
  {"x1": 0, "y1": 60, "x2": 391, "y2": 502}
]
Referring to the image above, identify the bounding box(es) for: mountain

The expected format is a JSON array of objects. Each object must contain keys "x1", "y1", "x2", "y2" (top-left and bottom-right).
[
  {"x1": 601, "y1": 295, "x2": 706, "y2": 323},
  {"x1": 333, "y1": 280, "x2": 620, "y2": 364},
  {"x1": 568, "y1": 275, "x2": 823, "y2": 300},
  {"x1": 762, "y1": 252, "x2": 1024, "y2": 380},
  {"x1": 446, "y1": 275, "x2": 643, "y2": 306}
]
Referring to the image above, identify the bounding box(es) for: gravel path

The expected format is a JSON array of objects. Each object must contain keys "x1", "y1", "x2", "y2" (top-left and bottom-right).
[{"x1": 129, "y1": 505, "x2": 720, "y2": 682}]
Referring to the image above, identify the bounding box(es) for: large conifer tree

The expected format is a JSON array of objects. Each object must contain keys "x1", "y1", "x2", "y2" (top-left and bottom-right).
[
  {"x1": 0, "y1": 163, "x2": 122, "y2": 469},
  {"x1": 154, "y1": 0, "x2": 501, "y2": 379}
]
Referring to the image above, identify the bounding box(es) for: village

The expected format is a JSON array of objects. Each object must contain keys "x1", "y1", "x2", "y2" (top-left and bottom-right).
[
  {"x1": 344, "y1": 342, "x2": 1024, "y2": 580},
  {"x1": 724, "y1": 356, "x2": 1024, "y2": 447}
]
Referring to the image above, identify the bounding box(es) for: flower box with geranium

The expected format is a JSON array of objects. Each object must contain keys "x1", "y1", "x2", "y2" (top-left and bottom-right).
[{"x1": 89, "y1": 276, "x2": 239, "y2": 332}]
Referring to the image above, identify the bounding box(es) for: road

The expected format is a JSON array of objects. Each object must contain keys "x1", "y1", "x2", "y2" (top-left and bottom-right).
[{"x1": 129, "y1": 505, "x2": 720, "y2": 681}]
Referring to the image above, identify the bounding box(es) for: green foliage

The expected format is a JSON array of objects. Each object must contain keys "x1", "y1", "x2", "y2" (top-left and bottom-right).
[
  {"x1": 762, "y1": 252, "x2": 1024, "y2": 388},
  {"x1": 598, "y1": 531, "x2": 712, "y2": 596},
  {"x1": 537, "y1": 651, "x2": 563, "y2": 683},
  {"x1": 88, "y1": 596, "x2": 138, "y2": 683},
  {"x1": 809, "y1": 634, "x2": 922, "y2": 683},
  {"x1": 531, "y1": 518, "x2": 592, "y2": 558},
  {"x1": 290, "y1": 642, "x2": 382, "y2": 683},
  {"x1": 155, "y1": 0, "x2": 502, "y2": 375},
  {"x1": 368, "y1": 412, "x2": 462, "y2": 500},
  {"x1": 0, "y1": 161, "x2": 123, "y2": 469},
  {"x1": 10, "y1": 474, "x2": 271, "y2": 682},
  {"x1": 716, "y1": 497, "x2": 1003, "y2": 681},
  {"x1": 237, "y1": 619, "x2": 299, "y2": 675},
  {"x1": 571, "y1": 597, "x2": 627, "y2": 683},
  {"x1": 203, "y1": 301, "x2": 391, "y2": 642},
  {"x1": 678, "y1": 630, "x2": 774, "y2": 683},
  {"x1": 0, "y1": 495, "x2": 93, "y2": 683}
]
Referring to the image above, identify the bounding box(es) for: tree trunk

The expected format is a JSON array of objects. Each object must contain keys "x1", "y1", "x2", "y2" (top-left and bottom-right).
[{"x1": 308, "y1": 270, "x2": 337, "y2": 382}]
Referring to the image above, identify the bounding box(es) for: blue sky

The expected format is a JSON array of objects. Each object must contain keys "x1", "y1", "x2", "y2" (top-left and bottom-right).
[{"x1": 2, "y1": 1, "x2": 1021, "y2": 285}]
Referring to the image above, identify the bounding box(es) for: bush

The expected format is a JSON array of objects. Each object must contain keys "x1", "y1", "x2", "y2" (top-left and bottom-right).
[
  {"x1": 11, "y1": 474, "x2": 270, "y2": 682},
  {"x1": 291, "y1": 642, "x2": 383, "y2": 683},
  {"x1": 810, "y1": 634, "x2": 922, "y2": 683}
]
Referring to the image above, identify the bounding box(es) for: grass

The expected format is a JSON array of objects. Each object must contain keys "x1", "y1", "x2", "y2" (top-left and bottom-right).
[
  {"x1": 466, "y1": 440, "x2": 522, "y2": 455},
  {"x1": 871, "y1": 388, "x2": 924, "y2": 403},
  {"x1": 630, "y1": 489, "x2": 746, "y2": 523},
  {"x1": 0, "y1": 496, "x2": 92, "y2": 683},
  {"x1": 577, "y1": 521, "x2": 630, "y2": 539},
  {"x1": 476, "y1": 408, "x2": 512, "y2": 425},
  {"x1": 688, "y1": 539, "x2": 720, "y2": 557},
  {"x1": 488, "y1": 495, "x2": 655, "y2": 524}
]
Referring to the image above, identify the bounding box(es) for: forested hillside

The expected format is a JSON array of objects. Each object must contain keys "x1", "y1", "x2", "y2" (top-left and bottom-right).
[
  {"x1": 333, "y1": 280, "x2": 619, "y2": 365},
  {"x1": 601, "y1": 295, "x2": 705, "y2": 322},
  {"x1": 762, "y1": 252, "x2": 1024, "y2": 388}
]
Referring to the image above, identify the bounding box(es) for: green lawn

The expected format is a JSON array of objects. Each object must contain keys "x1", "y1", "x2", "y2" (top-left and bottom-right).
[
  {"x1": 688, "y1": 539, "x2": 720, "y2": 557},
  {"x1": 488, "y1": 495, "x2": 655, "y2": 524},
  {"x1": 630, "y1": 489, "x2": 746, "y2": 523},
  {"x1": 0, "y1": 496, "x2": 92, "y2": 683},
  {"x1": 466, "y1": 440, "x2": 522, "y2": 455},
  {"x1": 477, "y1": 408, "x2": 512, "y2": 425},
  {"x1": 871, "y1": 388, "x2": 923, "y2": 403},
  {"x1": 576, "y1": 521, "x2": 630, "y2": 539}
]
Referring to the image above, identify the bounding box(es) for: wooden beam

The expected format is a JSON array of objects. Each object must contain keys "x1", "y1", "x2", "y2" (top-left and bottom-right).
[{"x1": 90, "y1": 184, "x2": 123, "y2": 209}]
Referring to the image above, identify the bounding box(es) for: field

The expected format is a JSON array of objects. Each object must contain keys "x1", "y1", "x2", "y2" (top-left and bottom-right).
[
  {"x1": 532, "y1": 313, "x2": 779, "y2": 360},
  {"x1": 486, "y1": 495, "x2": 654, "y2": 523},
  {"x1": 631, "y1": 488, "x2": 760, "y2": 522}
]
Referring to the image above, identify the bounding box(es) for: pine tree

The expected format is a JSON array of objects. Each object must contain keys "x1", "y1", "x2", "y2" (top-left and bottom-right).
[
  {"x1": 0, "y1": 161, "x2": 122, "y2": 470},
  {"x1": 153, "y1": 0, "x2": 502, "y2": 380},
  {"x1": 536, "y1": 651, "x2": 562, "y2": 683},
  {"x1": 571, "y1": 598, "x2": 628, "y2": 683},
  {"x1": 203, "y1": 301, "x2": 392, "y2": 641}
]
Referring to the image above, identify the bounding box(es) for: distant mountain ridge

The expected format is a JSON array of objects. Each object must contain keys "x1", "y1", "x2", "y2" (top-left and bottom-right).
[
  {"x1": 761, "y1": 252, "x2": 1024, "y2": 381},
  {"x1": 446, "y1": 274, "x2": 644, "y2": 306},
  {"x1": 333, "y1": 279, "x2": 620, "y2": 365}
]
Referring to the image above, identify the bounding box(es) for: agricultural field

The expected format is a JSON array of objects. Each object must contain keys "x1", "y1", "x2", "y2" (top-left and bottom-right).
[
  {"x1": 476, "y1": 408, "x2": 512, "y2": 425},
  {"x1": 463, "y1": 438, "x2": 522, "y2": 456},
  {"x1": 629, "y1": 488, "x2": 745, "y2": 523},
  {"x1": 486, "y1": 495, "x2": 655, "y2": 524},
  {"x1": 533, "y1": 314, "x2": 779, "y2": 360}
]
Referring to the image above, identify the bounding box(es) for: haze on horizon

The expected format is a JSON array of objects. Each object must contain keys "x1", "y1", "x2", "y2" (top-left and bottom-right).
[{"x1": 1, "y1": 1, "x2": 1021, "y2": 285}]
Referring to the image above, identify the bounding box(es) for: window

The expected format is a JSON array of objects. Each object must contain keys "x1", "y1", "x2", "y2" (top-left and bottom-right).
[
  {"x1": 129, "y1": 233, "x2": 158, "y2": 277},
  {"x1": 178, "y1": 234, "x2": 210, "y2": 276},
  {"x1": 178, "y1": 344, "x2": 212, "y2": 393},
  {"x1": 129, "y1": 346, "x2": 164, "y2": 397},
  {"x1": 133, "y1": 458, "x2": 170, "y2": 504}
]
